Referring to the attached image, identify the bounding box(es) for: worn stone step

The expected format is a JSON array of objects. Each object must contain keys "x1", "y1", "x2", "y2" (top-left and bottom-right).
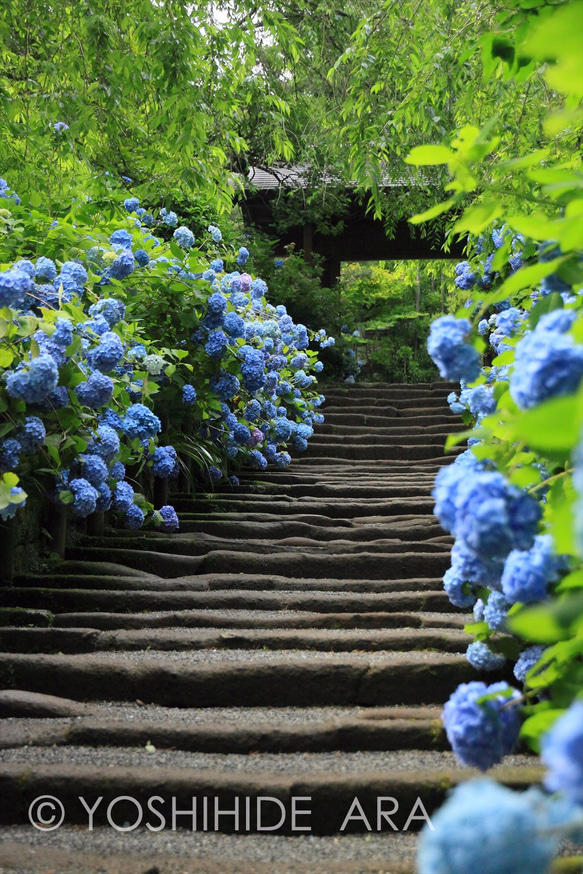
[
  {"x1": 320, "y1": 412, "x2": 455, "y2": 427},
  {"x1": 67, "y1": 536, "x2": 451, "y2": 559},
  {"x1": 0, "y1": 829, "x2": 420, "y2": 873},
  {"x1": 13, "y1": 573, "x2": 447, "y2": 594},
  {"x1": 142, "y1": 518, "x2": 445, "y2": 540},
  {"x1": 322, "y1": 396, "x2": 452, "y2": 410},
  {"x1": 0, "y1": 650, "x2": 487, "y2": 707},
  {"x1": 0, "y1": 587, "x2": 455, "y2": 614},
  {"x1": 300, "y1": 443, "x2": 453, "y2": 460},
  {"x1": 50, "y1": 609, "x2": 467, "y2": 631},
  {"x1": 0, "y1": 759, "x2": 542, "y2": 834},
  {"x1": 67, "y1": 548, "x2": 449, "y2": 579},
  {"x1": 176, "y1": 498, "x2": 437, "y2": 518},
  {"x1": 309, "y1": 433, "x2": 448, "y2": 446},
  {"x1": 0, "y1": 626, "x2": 468, "y2": 654},
  {"x1": 0, "y1": 705, "x2": 450, "y2": 753}
]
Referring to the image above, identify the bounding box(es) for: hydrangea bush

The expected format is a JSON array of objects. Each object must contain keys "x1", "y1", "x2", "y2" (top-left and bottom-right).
[
  {"x1": 0, "y1": 180, "x2": 331, "y2": 530},
  {"x1": 407, "y1": 2, "x2": 583, "y2": 868}
]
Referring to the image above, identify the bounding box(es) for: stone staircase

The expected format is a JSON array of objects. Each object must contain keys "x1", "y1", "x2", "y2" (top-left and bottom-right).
[{"x1": 0, "y1": 383, "x2": 540, "y2": 874}]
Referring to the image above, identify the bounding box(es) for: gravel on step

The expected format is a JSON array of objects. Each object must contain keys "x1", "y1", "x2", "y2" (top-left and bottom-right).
[
  {"x1": 0, "y1": 745, "x2": 536, "y2": 775},
  {"x1": 20, "y1": 648, "x2": 466, "y2": 664},
  {"x1": 0, "y1": 827, "x2": 420, "y2": 871}
]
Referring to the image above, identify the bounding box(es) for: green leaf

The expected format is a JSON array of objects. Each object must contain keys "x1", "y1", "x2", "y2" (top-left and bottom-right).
[
  {"x1": 405, "y1": 145, "x2": 454, "y2": 166},
  {"x1": 511, "y1": 392, "x2": 582, "y2": 453},
  {"x1": 453, "y1": 199, "x2": 504, "y2": 234},
  {"x1": 408, "y1": 198, "x2": 457, "y2": 224},
  {"x1": 520, "y1": 709, "x2": 564, "y2": 752}
]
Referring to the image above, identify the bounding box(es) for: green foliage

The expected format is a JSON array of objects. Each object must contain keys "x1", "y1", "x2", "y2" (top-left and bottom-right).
[{"x1": 407, "y1": 0, "x2": 583, "y2": 768}]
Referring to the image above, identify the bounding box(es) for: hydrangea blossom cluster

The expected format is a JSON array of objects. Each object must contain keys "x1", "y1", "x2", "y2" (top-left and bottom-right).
[
  {"x1": 418, "y1": 779, "x2": 568, "y2": 874},
  {"x1": 427, "y1": 316, "x2": 481, "y2": 382},
  {"x1": 0, "y1": 185, "x2": 328, "y2": 532},
  {"x1": 442, "y1": 680, "x2": 522, "y2": 770}
]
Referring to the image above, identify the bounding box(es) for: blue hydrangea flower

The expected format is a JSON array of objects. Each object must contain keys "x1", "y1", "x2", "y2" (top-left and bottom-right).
[
  {"x1": 275, "y1": 451, "x2": 291, "y2": 468},
  {"x1": 87, "y1": 424, "x2": 120, "y2": 462},
  {"x1": 229, "y1": 474, "x2": 240, "y2": 486},
  {"x1": 489, "y1": 307, "x2": 526, "y2": 354},
  {"x1": 160, "y1": 208, "x2": 178, "y2": 227},
  {"x1": 35, "y1": 257, "x2": 57, "y2": 282},
  {"x1": 173, "y1": 226, "x2": 195, "y2": 248},
  {"x1": 240, "y1": 347, "x2": 266, "y2": 393},
  {"x1": 459, "y1": 385, "x2": 497, "y2": 418},
  {"x1": 53, "y1": 121, "x2": 69, "y2": 133},
  {"x1": 210, "y1": 372, "x2": 240, "y2": 401},
  {"x1": 233, "y1": 423, "x2": 251, "y2": 444},
  {"x1": 157, "y1": 504, "x2": 179, "y2": 531},
  {"x1": 207, "y1": 292, "x2": 227, "y2": 314},
  {"x1": 453, "y1": 471, "x2": 542, "y2": 561},
  {"x1": 208, "y1": 225, "x2": 222, "y2": 243},
  {"x1": 109, "y1": 461, "x2": 126, "y2": 481},
  {"x1": 223, "y1": 311, "x2": 245, "y2": 338},
  {"x1": 123, "y1": 197, "x2": 140, "y2": 212},
  {"x1": 0, "y1": 486, "x2": 27, "y2": 521},
  {"x1": 210, "y1": 258, "x2": 224, "y2": 273},
  {"x1": 87, "y1": 332, "x2": 124, "y2": 373},
  {"x1": 124, "y1": 504, "x2": 145, "y2": 529},
  {"x1": 75, "y1": 372, "x2": 114, "y2": 409},
  {"x1": 112, "y1": 480, "x2": 134, "y2": 513},
  {"x1": 0, "y1": 438, "x2": 21, "y2": 472},
  {"x1": 92, "y1": 481, "x2": 111, "y2": 512},
  {"x1": 122, "y1": 403, "x2": 161, "y2": 441},
  {"x1": 250, "y1": 278, "x2": 267, "y2": 300},
  {"x1": 205, "y1": 330, "x2": 229, "y2": 359},
  {"x1": 249, "y1": 450, "x2": 267, "y2": 470},
  {"x1": 110, "y1": 229, "x2": 133, "y2": 249},
  {"x1": 182, "y1": 384, "x2": 197, "y2": 405},
  {"x1": 443, "y1": 680, "x2": 522, "y2": 770},
  {"x1": 68, "y1": 477, "x2": 99, "y2": 517},
  {"x1": 79, "y1": 454, "x2": 109, "y2": 487},
  {"x1": 427, "y1": 316, "x2": 481, "y2": 382},
  {"x1": 454, "y1": 261, "x2": 476, "y2": 290},
  {"x1": 501, "y1": 534, "x2": 561, "y2": 605},
  {"x1": 89, "y1": 298, "x2": 126, "y2": 327},
  {"x1": 208, "y1": 465, "x2": 223, "y2": 482},
  {"x1": 237, "y1": 247, "x2": 249, "y2": 266},
  {"x1": 514, "y1": 645, "x2": 546, "y2": 685},
  {"x1": 134, "y1": 249, "x2": 150, "y2": 267},
  {"x1": 542, "y1": 700, "x2": 583, "y2": 805},
  {"x1": 466, "y1": 641, "x2": 507, "y2": 672},
  {"x1": 417, "y1": 778, "x2": 559, "y2": 874},
  {"x1": 511, "y1": 326, "x2": 583, "y2": 410},
  {"x1": 152, "y1": 445, "x2": 179, "y2": 478},
  {"x1": 109, "y1": 249, "x2": 135, "y2": 280},
  {"x1": 17, "y1": 417, "x2": 45, "y2": 454},
  {"x1": 5, "y1": 353, "x2": 59, "y2": 404},
  {"x1": 483, "y1": 591, "x2": 509, "y2": 631},
  {"x1": 61, "y1": 261, "x2": 88, "y2": 288},
  {"x1": 0, "y1": 268, "x2": 33, "y2": 309}
]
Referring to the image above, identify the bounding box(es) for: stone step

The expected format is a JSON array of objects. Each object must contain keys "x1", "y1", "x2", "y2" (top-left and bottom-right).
[
  {"x1": 176, "y1": 497, "x2": 437, "y2": 518},
  {"x1": 0, "y1": 650, "x2": 501, "y2": 707},
  {"x1": 0, "y1": 702, "x2": 450, "y2": 752},
  {"x1": 132, "y1": 518, "x2": 445, "y2": 540},
  {"x1": 0, "y1": 828, "x2": 420, "y2": 873},
  {"x1": 0, "y1": 587, "x2": 455, "y2": 614},
  {"x1": 301, "y1": 443, "x2": 453, "y2": 460},
  {"x1": 309, "y1": 432, "x2": 449, "y2": 446},
  {"x1": 66, "y1": 536, "x2": 451, "y2": 559},
  {"x1": 322, "y1": 396, "x2": 452, "y2": 410},
  {"x1": 0, "y1": 626, "x2": 469, "y2": 654},
  {"x1": 50, "y1": 610, "x2": 467, "y2": 631},
  {"x1": 0, "y1": 758, "x2": 542, "y2": 835},
  {"x1": 320, "y1": 413, "x2": 455, "y2": 427},
  {"x1": 14, "y1": 573, "x2": 448, "y2": 594},
  {"x1": 56, "y1": 548, "x2": 451, "y2": 579}
]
